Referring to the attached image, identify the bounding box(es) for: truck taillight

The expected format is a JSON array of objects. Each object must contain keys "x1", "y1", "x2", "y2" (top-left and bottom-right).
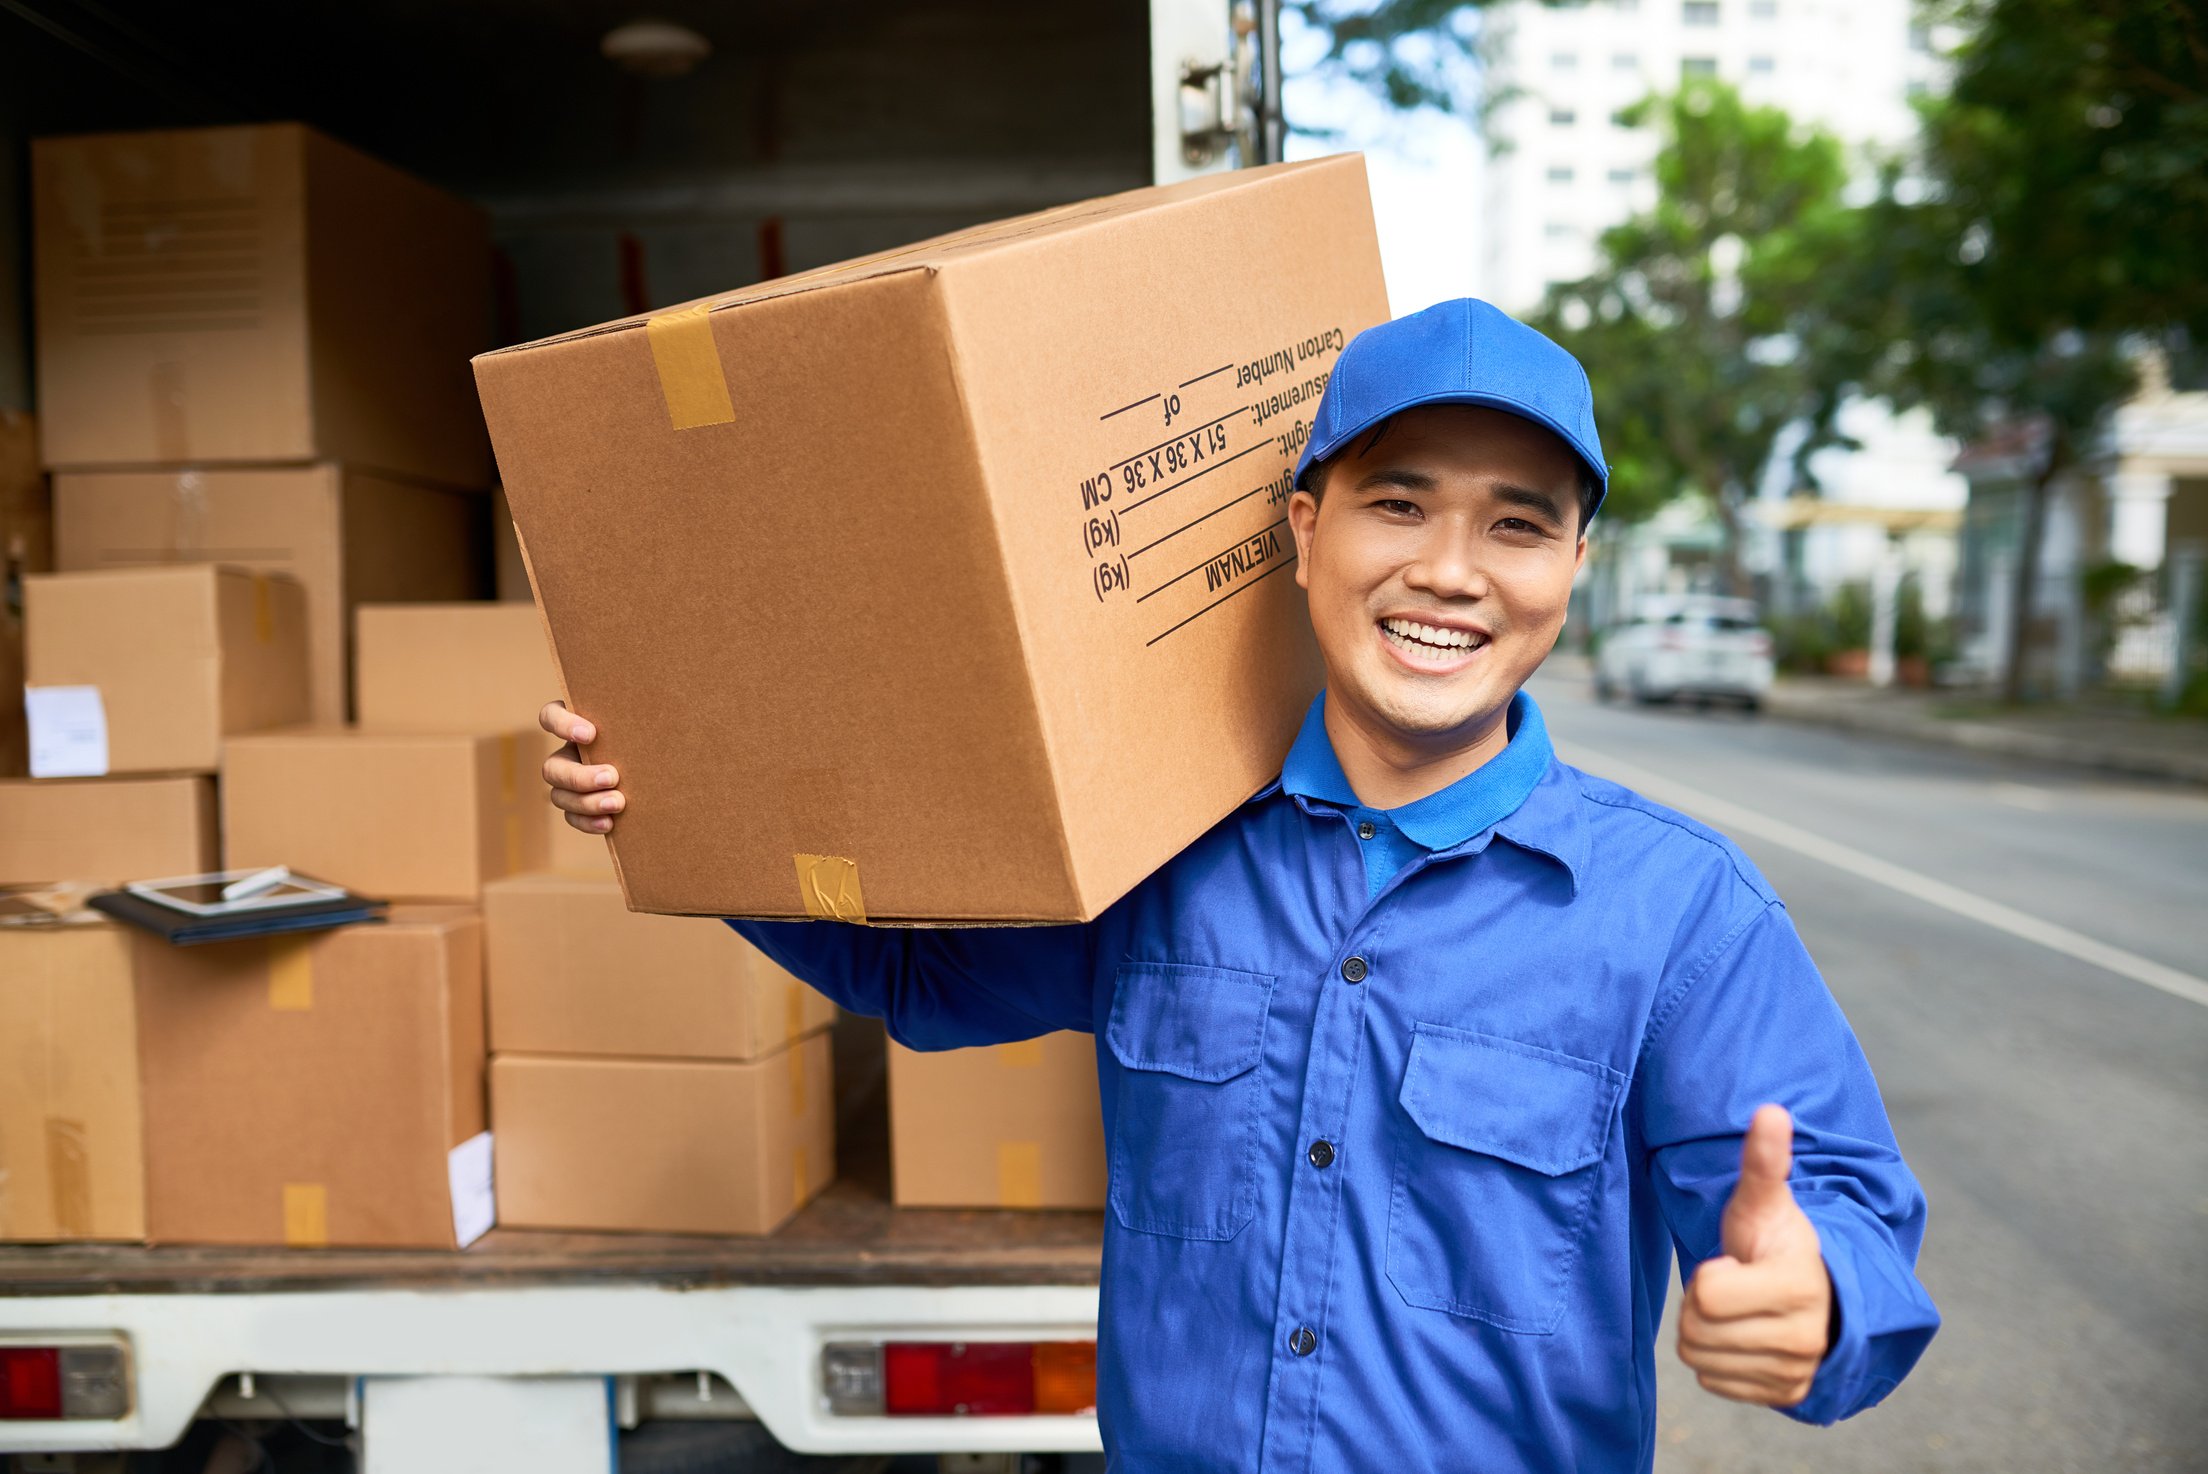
[
  {"x1": 1658, "y1": 630, "x2": 1686, "y2": 650},
  {"x1": 1749, "y1": 631, "x2": 1773, "y2": 657},
  {"x1": 821, "y1": 1340, "x2": 1096, "y2": 1417},
  {"x1": 0, "y1": 1342, "x2": 129, "y2": 1420}
]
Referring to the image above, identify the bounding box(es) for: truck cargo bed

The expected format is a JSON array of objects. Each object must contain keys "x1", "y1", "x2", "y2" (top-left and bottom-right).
[{"x1": 0, "y1": 1015, "x2": 1105, "y2": 1297}]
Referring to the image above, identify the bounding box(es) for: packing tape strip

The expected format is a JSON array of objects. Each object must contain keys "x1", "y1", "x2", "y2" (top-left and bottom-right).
[
  {"x1": 267, "y1": 936, "x2": 314, "y2": 1011},
  {"x1": 283, "y1": 1183, "x2": 329, "y2": 1247},
  {"x1": 45, "y1": 1117, "x2": 92, "y2": 1238},
  {"x1": 504, "y1": 813, "x2": 524, "y2": 874},
  {"x1": 791, "y1": 1144, "x2": 809, "y2": 1211},
  {"x1": 784, "y1": 983, "x2": 804, "y2": 1045},
  {"x1": 252, "y1": 575, "x2": 274, "y2": 644},
  {"x1": 789, "y1": 1034, "x2": 807, "y2": 1118},
  {"x1": 645, "y1": 304, "x2": 737, "y2": 431},
  {"x1": 998, "y1": 1038, "x2": 1044, "y2": 1069},
  {"x1": 996, "y1": 1140, "x2": 1044, "y2": 1209},
  {"x1": 793, "y1": 854, "x2": 866, "y2": 923}
]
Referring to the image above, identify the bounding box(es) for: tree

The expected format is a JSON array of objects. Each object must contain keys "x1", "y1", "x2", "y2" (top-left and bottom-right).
[
  {"x1": 1528, "y1": 83, "x2": 1864, "y2": 590},
  {"x1": 1846, "y1": 0, "x2": 2208, "y2": 702}
]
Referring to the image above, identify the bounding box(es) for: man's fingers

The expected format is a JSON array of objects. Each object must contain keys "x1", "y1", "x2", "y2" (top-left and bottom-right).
[
  {"x1": 549, "y1": 785, "x2": 625, "y2": 817},
  {"x1": 1676, "y1": 1341, "x2": 1819, "y2": 1386},
  {"x1": 565, "y1": 811, "x2": 613, "y2": 834},
  {"x1": 543, "y1": 750, "x2": 620, "y2": 796},
  {"x1": 1690, "y1": 1367, "x2": 1812, "y2": 1408},
  {"x1": 1688, "y1": 1254, "x2": 1824, "y2": 1321},
  {"x1": 1679, "y1": 1301, "x2": 1828, "y2": 1360},
  {"x1": 541, "y1": 700, "x2": 597, "y2": 746}
]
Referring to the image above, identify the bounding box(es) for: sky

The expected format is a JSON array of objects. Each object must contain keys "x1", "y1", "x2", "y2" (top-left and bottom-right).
[{"x1": 1279, "y1": 16, "x2": 1489, "y2": 319}]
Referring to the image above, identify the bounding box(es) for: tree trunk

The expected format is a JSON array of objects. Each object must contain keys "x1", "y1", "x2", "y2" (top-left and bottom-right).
[{"x1": 2000, "y1": 436, "x2": 2066, "y2": 705}]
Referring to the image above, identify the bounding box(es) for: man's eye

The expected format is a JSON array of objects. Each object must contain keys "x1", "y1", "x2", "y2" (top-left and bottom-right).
[
  {"x1": 1498, "y1": 517, "x2": 1545, "y2": 534},
  {"x1": 1377, "y1": 499, "x2": 1419, "y2": 516}
]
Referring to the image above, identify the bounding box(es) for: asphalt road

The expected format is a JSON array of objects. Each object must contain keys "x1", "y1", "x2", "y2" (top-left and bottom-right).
[{"x1": 1525, "y1": 660, "x2": 2208, "y2": 1474}]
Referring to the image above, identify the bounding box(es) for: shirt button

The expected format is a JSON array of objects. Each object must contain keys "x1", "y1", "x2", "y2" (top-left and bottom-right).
[
  {"x1": 1288, "y1": 1326, "x2": 1318, "y2": 1357},
  {"x1": 1340, "y1": 955, "x2": 1368, "y2": 984},
  {"x1": 1357, "y1": 820, "x2": 1376, "y2": 841},
  {"x1": 1307, "y1": 1139, "x2": 1335, "y2": 1169}
]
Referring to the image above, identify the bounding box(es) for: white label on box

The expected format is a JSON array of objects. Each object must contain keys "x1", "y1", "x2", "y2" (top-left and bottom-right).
[
  {"x1": 25, "y1": 685, "x2": 110, "y2": 778},
  {"x1": 448, "y1": 1131, "x2": 495, "y2": 1249}
]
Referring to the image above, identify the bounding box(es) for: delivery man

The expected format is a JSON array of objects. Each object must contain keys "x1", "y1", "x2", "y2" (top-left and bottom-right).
[{"x1": 540, "y1": 298, "x2": 1939, "y2": 1471}]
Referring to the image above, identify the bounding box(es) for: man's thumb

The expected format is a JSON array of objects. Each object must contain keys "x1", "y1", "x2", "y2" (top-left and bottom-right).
[{"x1": 1722, "y1": 1104, "x2": 1798, "y2": 1261}]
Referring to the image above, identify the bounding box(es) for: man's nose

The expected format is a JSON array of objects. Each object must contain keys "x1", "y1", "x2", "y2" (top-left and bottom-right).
[{"x1": 1402, "y1": 519, "x2": 1489, "y2": 600}]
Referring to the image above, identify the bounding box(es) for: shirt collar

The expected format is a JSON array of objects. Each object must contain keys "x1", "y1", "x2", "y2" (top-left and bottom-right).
[{"x1": 1274, "y1": 687, "x2": 1585, "y2": 894}]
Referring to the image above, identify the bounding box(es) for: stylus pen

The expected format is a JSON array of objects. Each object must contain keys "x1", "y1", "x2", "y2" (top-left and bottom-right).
[{"x1": 221, "y1": 866, "x2": 292, "y2": 902}]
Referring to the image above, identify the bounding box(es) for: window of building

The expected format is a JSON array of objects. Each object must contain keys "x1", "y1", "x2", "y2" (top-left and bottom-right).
[
  {"x1": 1683, "y1": 1, "x2": 1719, "y2": 25},
  {"x1": 1544, "y1": 222, "x2": 1575, "y2": 240},
  {"x1": 1608, "y1": 166, "x2": 1636, "y2": 184},
  {"x1": 1906, "y1": 78, "x2": 1929, "y2": 99},
  {"x1": 1611, "y1": 107, "x2": 1636, "y2": 126},
  {"x1": 1749, "y1": 0, "x2": 1777, "y2": 16},
  {"x1": 1614, "y1": 0, "x2": 1640, "y2": 11},
  {"x1": 1681, "y1": 55, "x2": 1718, "y2": 78},
  {"x1": 1553, "y1": 51, "x2": 1580, "y2": 69},
  {"x1": 1551, "y1": 107, "x2": 1578, "y2": 126},
  {"x1": 1613, "y1": 51, "x2": 1638, "y2": 70},
  {"x1": 1548, "y1": 166, "x2": 1576, "y2": 184},
  {"x1": 1908, "y1": 22, "x2": 1931, "y2": 51},
  {"x1": 1748, "y1": 54, "x2": 1775, "y2": 73}
]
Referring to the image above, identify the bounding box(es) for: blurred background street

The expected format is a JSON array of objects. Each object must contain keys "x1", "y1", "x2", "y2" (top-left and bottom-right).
[{"x1": 1529, "y1": 658, "x2": 2208, "y2": 1474}]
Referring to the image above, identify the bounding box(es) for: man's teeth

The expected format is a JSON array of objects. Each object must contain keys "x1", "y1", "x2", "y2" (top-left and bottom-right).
[{"x1": 1381, "y1": 617, "x2": 1484, "y2": 652}]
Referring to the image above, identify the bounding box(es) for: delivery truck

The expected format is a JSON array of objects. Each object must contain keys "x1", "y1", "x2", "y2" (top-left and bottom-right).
[{"x1": 0, "y1": 0, "x2": 1297, "y2": 1467}]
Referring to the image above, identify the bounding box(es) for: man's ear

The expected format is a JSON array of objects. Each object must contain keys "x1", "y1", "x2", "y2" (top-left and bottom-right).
[{"x1": 1288, "y1": 486, "x2": 1320, "y2": 591}]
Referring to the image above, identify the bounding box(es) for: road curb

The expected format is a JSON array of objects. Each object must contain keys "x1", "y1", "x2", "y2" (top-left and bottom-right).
[{"x1": 1762, "y1": 694, "x2": 2208, "y2": 788}]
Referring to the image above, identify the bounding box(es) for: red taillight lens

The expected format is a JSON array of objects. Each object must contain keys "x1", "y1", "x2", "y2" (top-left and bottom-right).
[
  {"x1": 0, "y1": 1347, "x2": 62, "y2": 1420},
  {"x1": 1749, "y1": 632, "x2": 1773, "y2": 656},
  {"x1": 1658, "y1": 630, "x2": 1685, "y2": 650},
  {"x1": 880, "y1": 1341, "x2": 1097, "y2": 1417}
]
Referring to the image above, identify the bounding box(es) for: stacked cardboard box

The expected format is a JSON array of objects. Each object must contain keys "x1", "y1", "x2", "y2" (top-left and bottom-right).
[
  {"x1": 888, "y1": 1034, "x2": 1106, "y2": 1210},
  {"x1": 1, "y1": 411, "x2": 49, "y2": 775},
  {"x1": 36, "y1": 123, "x2": 495, "y2": 719},
  {"x1": 485, "y1": 873, "x2": 838, "y2": 1235}
]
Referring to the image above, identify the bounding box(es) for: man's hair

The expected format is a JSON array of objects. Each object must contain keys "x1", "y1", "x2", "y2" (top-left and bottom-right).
[{"x1": 1297, "y1": 418, "x2": 1600, "y2": 535}]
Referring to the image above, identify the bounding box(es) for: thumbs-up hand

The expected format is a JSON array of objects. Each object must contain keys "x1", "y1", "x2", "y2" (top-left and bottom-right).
[{"x1": 1677, "y1": 1104, "x2": 1834, "y2": 1408}]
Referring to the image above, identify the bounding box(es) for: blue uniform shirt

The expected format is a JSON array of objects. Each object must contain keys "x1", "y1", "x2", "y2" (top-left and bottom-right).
[{"x1": 730, "y1": 690, "x2": 1938, "y2": 1472}]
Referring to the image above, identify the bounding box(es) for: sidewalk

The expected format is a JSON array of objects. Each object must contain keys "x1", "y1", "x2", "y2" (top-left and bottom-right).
[{"x1": 1763, "y1": 676, "x2": 2208, "y2": 787}]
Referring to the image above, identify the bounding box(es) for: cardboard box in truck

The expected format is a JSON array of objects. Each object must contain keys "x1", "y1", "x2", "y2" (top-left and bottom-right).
[
  {"x1": 24, "y1": 565, "x2": 309, "y2": 776},
  {"x1": 491, "y1": 1033, "x2": 833, "y2": 1236},
  {"x1": 0, "y1": 776, "x2": 216, "y2": 886},
  {"x1": 32, "y1": 123, "x2": 493, "y2": 486},
  {"x1": 355, "y1": 603, "x2": 609, "y2": 874},
  {"x1": 224, "y1": 728, "x2": 548, "y2": 901},
  {"x1": 135, "y1": 907, "x2": 489, "y2": 1248},
  {"x1": 888, "y1": 1034, "x2": 1106, "y2": 1210},
  {"x1": 0, "y1": 919, "x2": 145, "y2": 1241},
  {"x1": 53, "y1": 464, "x2": 487, "y2": 723},
  {"x1": 474, "y1": 155, "x2": 1386, "y2": 923},
  {"x1": 483, "y1": 872, "x2": 834, "y2": 1059}
]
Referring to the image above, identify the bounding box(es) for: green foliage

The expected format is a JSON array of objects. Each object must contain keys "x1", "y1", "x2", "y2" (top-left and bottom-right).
[
  {"x1": 1830, "y1": 581, "x2": 1874, "y2": 650},
  {"x1": 2079, "y1": 558, "x2": 2147, "y2": 614},
  {"x1": 1894, "y1": 575, "x2": 1930, "y2": 661},
  {"x1": 1768, "y1": 610, "x2": 1837, "y2": 674},
  {"x1": 1283, "y1": 0, "x2": 1484, "y2": 116},
  {"x1": 1530, "y1": 84, "x2": 1864, "y2": 585}
]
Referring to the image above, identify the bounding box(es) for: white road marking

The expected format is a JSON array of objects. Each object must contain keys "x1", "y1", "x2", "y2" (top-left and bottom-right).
[{"x1": 1566, "y1": 742, "x2": 2208, "y2": 1012}]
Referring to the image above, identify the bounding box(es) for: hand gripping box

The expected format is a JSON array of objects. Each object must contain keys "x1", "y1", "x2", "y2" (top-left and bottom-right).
[{"x1": 474, "y1": 155, "x2": 1387, "y2": 923}]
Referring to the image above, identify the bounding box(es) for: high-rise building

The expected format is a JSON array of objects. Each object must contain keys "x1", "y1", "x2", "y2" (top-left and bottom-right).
[{"x1": 1479, "y1": 0, "x2": 1942, "y2": 310}]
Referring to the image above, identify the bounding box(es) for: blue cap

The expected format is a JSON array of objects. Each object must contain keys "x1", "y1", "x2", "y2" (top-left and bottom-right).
[{"x1": 1293, "y1": 298, "x2": 1609, "y2": 522}]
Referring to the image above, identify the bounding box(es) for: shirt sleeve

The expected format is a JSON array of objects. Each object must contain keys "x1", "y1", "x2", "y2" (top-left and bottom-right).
[
  {"x1": 726, "y1": 918, "x2": 1098, "y2": 1050},
  {"x1": 1634, "y1": 898, "x2": 1940, "y2": 1425}
]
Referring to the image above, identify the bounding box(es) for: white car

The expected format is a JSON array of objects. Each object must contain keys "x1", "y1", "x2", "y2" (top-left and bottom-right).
[{"x1": 1594, "y1": 596, "x2": 1775, "y2": 709}]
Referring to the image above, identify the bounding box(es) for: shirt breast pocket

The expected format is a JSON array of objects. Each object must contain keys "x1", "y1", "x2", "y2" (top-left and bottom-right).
[
  {"x1": 1105, "y1": 961, "x2": 1276, "y2": 1241},
  {"x1": 1386, "y1": 1022, "x2": 1625, "y2": 1334}
]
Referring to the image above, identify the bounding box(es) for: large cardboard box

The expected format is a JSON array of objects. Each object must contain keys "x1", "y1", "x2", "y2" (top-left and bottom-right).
[
  {"x1": 355, "y1": 603, "x2": 608, "y2": 874},
  {"x1": 0, "y1": 921, "x2": 145, "y2": 1241},
  {"x1": 24, "y1": 565, "x2": 310, "y2": 775},
  {"x1": 475, "y1": 157, "x2": 1384, "y2": 923},
  {"x1": 224, "y1": 728, "x2": 547, "y2": 900},
  {"x1": 33, "y1": 124, "x2": 493, "y2": 486},
  {"x1": 0, "y1": 776, "x2": 216, "y2": 885},
  {"x1": 491, "y1": 1034, "x2": 833, "y2": 1236},
  {"x1": 54, "y1": 464, "x2": 488, "y2": 723},
  {"x1": 135, "y1": 907, "x2": 488, "y2": 1248},
  {"x1": 484, "y1": 873, "x2": 835, "y2": 1059},
  {"x1": 888, "y1": 1034, "x2": 1106, "y2": 1210}
]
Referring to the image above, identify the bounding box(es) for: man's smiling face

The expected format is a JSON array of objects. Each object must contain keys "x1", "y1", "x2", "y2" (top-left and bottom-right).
[{"x1": 1287, "y1": 403, "x2": 1589, "y2": 755}]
